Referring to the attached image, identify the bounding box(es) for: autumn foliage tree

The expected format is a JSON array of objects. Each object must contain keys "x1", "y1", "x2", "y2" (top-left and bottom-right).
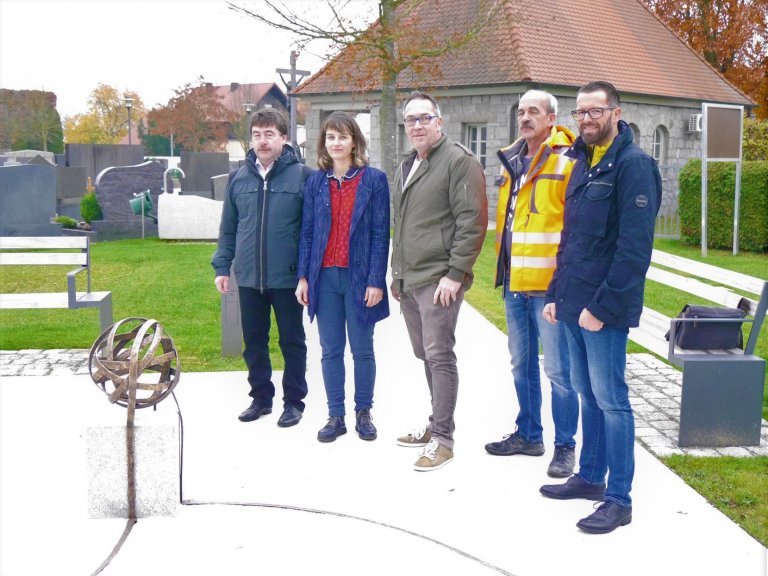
[
  {"x1": 0, "y1": 89, "x2": 63, "y2": 153},
  {"x1": 64, "y1": 84, "x2": 145, "y2": 144},
  {"x1": 146, "y1": 77, "x2": 235, "y2": 153},
  {"x1": 647, "y1": 0, "x2": 768, "y2": 118},
  {"x1": 228, "y1": 0, "x2": 504, "y2": 179}
]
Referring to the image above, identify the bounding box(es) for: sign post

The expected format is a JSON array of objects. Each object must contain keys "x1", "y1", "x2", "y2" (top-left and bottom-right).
[{"x1": 700, "y1": 103, "x2": 743, "y2": 256}]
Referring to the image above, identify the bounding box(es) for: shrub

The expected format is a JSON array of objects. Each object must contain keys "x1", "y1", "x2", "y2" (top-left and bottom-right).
[
  {"x1": 80, "y1": 191, "x2": 103, "y2": 223},
  {"x1": 679, "y1": 159, "x2": 768, "y2": 252},
  {"x1": 744, "y1": 119, "x2": 768, "y2": 161},
  {"x1": 53, "y1": 215, "x2": 78, "y2": 229}
]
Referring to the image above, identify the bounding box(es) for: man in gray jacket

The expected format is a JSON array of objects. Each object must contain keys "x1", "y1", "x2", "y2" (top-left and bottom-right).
[{"x1": 391, "y1": 91, "x2": 488, "y2": 471}]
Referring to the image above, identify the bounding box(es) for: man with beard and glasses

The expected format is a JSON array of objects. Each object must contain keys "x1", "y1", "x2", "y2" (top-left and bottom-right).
[
  {"x1": 484, "y1": 90, "x2": 579, "y2": 480},
  {"x1": 540, "y1": 81, "x2": 661, "y2": 534},
  {"x1": 212, "y1": 108, "x2": 313, "y2": 429}
]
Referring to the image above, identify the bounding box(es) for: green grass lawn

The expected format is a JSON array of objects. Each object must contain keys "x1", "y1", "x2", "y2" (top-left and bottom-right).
[
  {"x1": 465, "y1": 232, "x2": 768, "y2": 547},
  {"x1": 2, "y1": 234, "x2": 767, "y2": 546},
  {"x1": 0, "y1": 239, "x2": 272, "y2": 372}
]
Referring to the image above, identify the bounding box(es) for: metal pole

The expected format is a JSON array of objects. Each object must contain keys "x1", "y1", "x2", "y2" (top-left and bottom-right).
[
  {"x1": 733, "y1": 160, "x2": 742, "y2": 255},
  {"x1": 702, "y1": 159, "x2": 708, "y2": 258},
  {"x1": 128, "y1": 107, "x2": 132, "y2": 145},
  {"x1": 141, "y1": 192, "x2": 145, "y2": 240}
]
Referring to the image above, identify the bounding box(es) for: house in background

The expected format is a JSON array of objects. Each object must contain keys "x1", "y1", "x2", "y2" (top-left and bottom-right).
[
  {"x1": 294, "y1": 0, "x2": 754, "y2": 236},
  {"x1": 210, "y1": 82, "x2": 288, "y2": 160}
]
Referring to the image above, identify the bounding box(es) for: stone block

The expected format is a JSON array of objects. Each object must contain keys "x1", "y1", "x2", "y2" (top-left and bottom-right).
[
  {"x1": 86, "y1": 409, "x2": 179, "y2": 518},
  {"x1": 158, "y1": 193, "x2": 222, "y2": 240}
]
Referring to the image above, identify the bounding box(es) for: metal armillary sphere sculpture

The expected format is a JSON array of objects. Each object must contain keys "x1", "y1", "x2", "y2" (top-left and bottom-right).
[
  {"x1": 88, "y1": 317, "x2": 180, "y2": 529},
  {"x1": 89, "y1": 317, "x2": 180, "y2": 409}
]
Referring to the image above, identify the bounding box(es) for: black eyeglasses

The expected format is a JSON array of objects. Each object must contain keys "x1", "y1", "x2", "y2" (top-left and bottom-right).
[
  {"x1": 570, "y1": 107, "x2": 617, "y2": 120},
  {"x1": 404, "y1": 114, "x2": 439, "y2": 127}
]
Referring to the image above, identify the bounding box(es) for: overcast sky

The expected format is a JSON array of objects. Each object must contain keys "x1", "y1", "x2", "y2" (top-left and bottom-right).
[{"x1": 0, "y1": 0, "x2": 376, "y2": 119}]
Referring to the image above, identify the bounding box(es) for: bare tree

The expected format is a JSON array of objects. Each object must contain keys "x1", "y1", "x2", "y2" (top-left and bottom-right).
[{"x1": 227, "y1": 0, "x2": 506, "y2": 179}]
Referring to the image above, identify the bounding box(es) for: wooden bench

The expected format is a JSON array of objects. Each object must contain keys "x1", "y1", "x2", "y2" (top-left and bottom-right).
[
  {"x1": 0, "y1": 236, "x2": 113, "y2": 332},
  {"x1": 629, "y1": 249, "x2": 768, "y2": 448}
]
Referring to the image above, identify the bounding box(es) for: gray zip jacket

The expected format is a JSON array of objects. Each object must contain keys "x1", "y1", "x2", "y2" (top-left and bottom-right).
[{"x1": 391, "y1": 135, "x2": 488, "y2": 293}]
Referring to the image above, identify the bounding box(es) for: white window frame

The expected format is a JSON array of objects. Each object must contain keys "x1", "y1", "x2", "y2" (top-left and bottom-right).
[{"x1": 465, "y1": 123, "x2": 488, "y2": 167}]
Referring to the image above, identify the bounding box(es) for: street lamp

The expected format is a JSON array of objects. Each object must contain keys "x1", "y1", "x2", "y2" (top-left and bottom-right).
[{"x1": 123, "y1": 96, "x2": 133, "y2": 145}]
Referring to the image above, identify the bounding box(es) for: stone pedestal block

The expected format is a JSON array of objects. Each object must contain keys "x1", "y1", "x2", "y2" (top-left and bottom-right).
[{"x1": 86, "y1": 409, "x2": 179, "y2": 518}]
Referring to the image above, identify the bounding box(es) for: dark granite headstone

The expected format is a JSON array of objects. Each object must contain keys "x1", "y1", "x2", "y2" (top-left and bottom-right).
[
  {"x1": 66, "y1": 144, "x2": 145, "y2": 183},
  {"x1": 56, "y1": 166, "x2": 87, "y2": 220},
  {"x1": 180, "y1": 152, "x2": 229, "y2": 196},
  {"x1": 211, "y1": 174, "x2": 229, "y2": 201},
  {"x1": 26, "y1": 154, "x2": 54, "y2": 166},
  {"x1": 92, "y1": 160, "x2": 164, "y2": 239},
  {"x1": 0, "y1": 164, "x2": 61, "y2": 236},
  {"x1": 55, "y1": 153, "x2": 66, "y2": 166}
]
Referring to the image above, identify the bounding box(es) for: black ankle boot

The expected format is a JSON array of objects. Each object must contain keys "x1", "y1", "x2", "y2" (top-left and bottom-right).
[
  {"x1": 317, "y1": 416, "x2": 346, "y2": 442},
  {"x1": 355, "y1": 409, "x2": 377, "y2": 441}
]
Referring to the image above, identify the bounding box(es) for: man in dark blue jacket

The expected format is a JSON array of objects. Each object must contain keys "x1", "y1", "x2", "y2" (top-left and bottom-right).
[
  {"x1": 539, "y1": 81, "x2": 661, "y2": 534},
  {"x1": 212, "y1": 108, "x2": 312, "y2": 428}
]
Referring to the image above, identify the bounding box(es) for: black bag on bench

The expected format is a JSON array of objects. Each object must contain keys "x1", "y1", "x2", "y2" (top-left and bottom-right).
[{"x1": 665, "y1": 300, "x2": 749, "y2": 350}]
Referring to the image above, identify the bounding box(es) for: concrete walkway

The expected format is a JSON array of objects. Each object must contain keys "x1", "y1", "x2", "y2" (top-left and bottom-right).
[{"x1": 1, "y1": 301, "x2": 767, "y2": 576}]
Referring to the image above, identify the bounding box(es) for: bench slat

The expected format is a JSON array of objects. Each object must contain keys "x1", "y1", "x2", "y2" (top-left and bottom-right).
[
  {"x1": 651, "y1": 249, "x2": 765, "y2": 295},
  {"x1": 646, "y1": 266, "x2": 763, "y2": 316},
  {"x1": 0, "y1": 293, "x2": 70, "y2": 308},
  {"x1": 630, "y1": 307, "x2": 744, "y2": 360},
  {"x1": 0, "y1": 253, "x2": 87, "y2": 265},
  {"x1": 0, "y1": 291, "x2": 111, "y2": 308},
  {"x1": 0, "y1": 236, "x2": 88, "y2": 249}
]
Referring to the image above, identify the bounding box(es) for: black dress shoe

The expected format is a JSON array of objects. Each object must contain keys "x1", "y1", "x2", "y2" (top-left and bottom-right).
[
  {"x1": 355, "y1": 409, "x2": 377, "y2": 441},
  {"x1": 577, "y1": 501, "x2": 632, "y2": 534},
  {"x1": 238, "y1": 401, "x2": 272, "y2": 422},
  {"x1": 277, "y1": 406, "x2": 302, "y2": 428},
  {"x1": 317, "y1": 416, "x2": 346, "y2": 442},
  {"x1": 540, "y1": 474, "x2": 606, "y2": 501}
]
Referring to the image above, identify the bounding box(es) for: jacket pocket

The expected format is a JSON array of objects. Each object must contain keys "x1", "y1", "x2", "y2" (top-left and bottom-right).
[
  {"x1": 234, "y1": 190, "x2": 259, "y2": 232},
  {"x1": 577, "y1": 181, "x2": 613, "y2": 237}
]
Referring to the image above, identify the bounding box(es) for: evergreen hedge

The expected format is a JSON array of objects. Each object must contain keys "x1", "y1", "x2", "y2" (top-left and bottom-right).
[{"x1": 679, "y1": 160, "x2": 768, "y2": 252}]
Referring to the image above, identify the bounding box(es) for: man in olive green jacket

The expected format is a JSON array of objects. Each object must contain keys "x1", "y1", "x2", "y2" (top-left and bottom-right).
[{"x1": 390, "y1": 90, "x2": 488, "y2": 472}]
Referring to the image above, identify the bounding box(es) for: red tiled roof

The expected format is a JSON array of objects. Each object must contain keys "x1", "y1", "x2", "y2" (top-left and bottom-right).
[
  {"x1": 213, "y1": 82, "x2": 286, "y2": 114},
  {"x1": 295, "y1": 0, "x2": 752, "y2": 106}
]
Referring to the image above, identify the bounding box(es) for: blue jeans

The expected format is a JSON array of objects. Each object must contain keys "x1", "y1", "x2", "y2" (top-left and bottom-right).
[
  {"x1": 505, "y1": 288, "x2": 577, "y2": 446},
  {"x1": 315, "y1": 267, "x2": 376, "y2": 417},
  {"x1": 563, "y1": 322, "x2": 634, "y2": 507}
]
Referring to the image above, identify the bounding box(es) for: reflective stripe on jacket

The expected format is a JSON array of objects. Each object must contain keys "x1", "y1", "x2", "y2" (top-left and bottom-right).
[{"x1": 494, "y1": 125, "x2": 575, "y2": 291}]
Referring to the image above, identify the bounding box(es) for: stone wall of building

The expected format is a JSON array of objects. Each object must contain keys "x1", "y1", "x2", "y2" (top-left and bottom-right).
[{"x1": 302, "y1": 93, "x2": 703, "y2": 228}]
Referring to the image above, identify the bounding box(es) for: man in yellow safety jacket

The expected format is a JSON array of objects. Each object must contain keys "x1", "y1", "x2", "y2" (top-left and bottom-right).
[{"x1": 484, "y1": 89, "x2": 580, "y2": 479}]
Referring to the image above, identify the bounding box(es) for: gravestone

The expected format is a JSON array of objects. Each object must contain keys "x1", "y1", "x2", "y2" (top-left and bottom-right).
[
  {"x1": 26, "y1": 154, "x2": 54, "y2": 167},
  {"x1": 66, "y1": 144, "x2": 144, "y2": 183},
  {"x1": 92, "y1": 160, "x2": 164, "y2": 240},
  {"x1": 0, "y1": 164, "x2": 61, "y2": 236},
  {"x1": 7, "y1": 149, "x2": 56, "y2": 165},
  {"x1": 179, "y1": 152, "x2": 228, "y2": 199},
  {"x1": 211, "y1": 173, "x2": 229, "y2": 201},
  {"x1": 56, "y1": 166, "x2": 87, "y2": 220}
]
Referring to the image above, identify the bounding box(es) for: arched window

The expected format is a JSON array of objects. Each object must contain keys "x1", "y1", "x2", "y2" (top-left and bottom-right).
[
  {"x1": 629, "y1": 123, "x2": 641, "y2": 145},
  {"x1": 652, "y1": 125, "x2": 668, "y2": 163}
]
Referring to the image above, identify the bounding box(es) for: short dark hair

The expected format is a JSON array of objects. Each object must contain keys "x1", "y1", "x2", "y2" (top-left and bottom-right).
[
  {"x1": 317, "y1": 111, "x2": 369, "y2": 171},
  {"x1": 250, "y1": 108, "x2": 288, "y2": 136},
  {"x1": 402, "y1": 90, "x2": 442, "y2": 117},
  {"x1": 578, "y1": 81, "x2": 620, "y2": 107}
]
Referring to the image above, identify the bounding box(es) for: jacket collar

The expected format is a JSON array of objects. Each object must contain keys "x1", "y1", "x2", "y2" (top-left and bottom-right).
[
  {"x1": 245, "y1": 144, "x2": 299, "y2": 179},
  {"x1": 567, "y1": 120, "x2": 632, "y2": 166}
]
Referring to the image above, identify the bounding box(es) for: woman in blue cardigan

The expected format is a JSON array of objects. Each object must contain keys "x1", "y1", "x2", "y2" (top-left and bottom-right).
[{"x1": 296, "y1": 112, "x2": 390, "y2": 443}]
